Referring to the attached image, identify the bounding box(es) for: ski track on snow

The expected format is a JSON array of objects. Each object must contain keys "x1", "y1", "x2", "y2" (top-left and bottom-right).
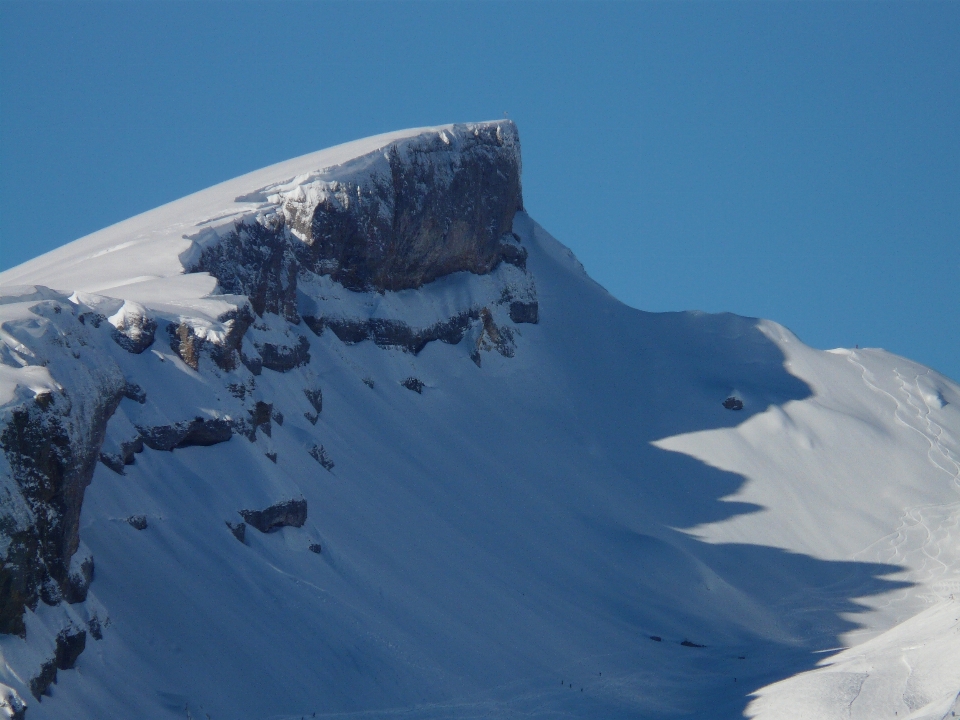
[{"x1": 846, "y1": 352, "x2": 960, "y2": 615}]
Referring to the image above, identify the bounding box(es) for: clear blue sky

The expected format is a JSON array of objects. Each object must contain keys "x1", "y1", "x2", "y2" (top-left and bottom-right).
[{"x1": 2, "y1": 1, "x2": 958, "y2": 380}]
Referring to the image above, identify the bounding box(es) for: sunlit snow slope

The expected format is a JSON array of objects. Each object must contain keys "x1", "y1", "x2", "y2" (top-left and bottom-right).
[{"x1": 1, "y1": 122, "x2": 958, "y2": 720}]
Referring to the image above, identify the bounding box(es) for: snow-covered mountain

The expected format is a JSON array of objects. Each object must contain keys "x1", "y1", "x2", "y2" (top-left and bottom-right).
[{"x1": 1, "y1": 121, "x2": 958, "y2": 720}]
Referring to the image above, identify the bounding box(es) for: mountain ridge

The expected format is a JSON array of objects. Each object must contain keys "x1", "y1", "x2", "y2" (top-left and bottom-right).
[{"x1": 1, "y1": 122, "x2": 958, "y2": 719}]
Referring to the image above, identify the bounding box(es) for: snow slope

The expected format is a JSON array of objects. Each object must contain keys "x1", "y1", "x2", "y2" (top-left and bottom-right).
[{"x1": 1, "y1": 123, "x2": 959, "y2": 719}]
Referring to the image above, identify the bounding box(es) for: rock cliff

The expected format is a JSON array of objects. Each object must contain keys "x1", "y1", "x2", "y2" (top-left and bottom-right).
[
  {"x1": 192, "y1": 122, "x2": 521, "y2": 300},
  {"x1": 0, "y1": 121, "x2": 537, "y2": 707}
]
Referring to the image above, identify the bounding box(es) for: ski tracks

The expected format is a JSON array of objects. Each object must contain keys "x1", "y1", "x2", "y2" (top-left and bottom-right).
[{"x1": 846, "y1": 351, "x2": 960, "y2": 607}]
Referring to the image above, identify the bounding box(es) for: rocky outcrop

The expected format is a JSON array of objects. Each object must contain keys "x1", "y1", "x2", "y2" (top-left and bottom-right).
[
  {"x1": 0, "y1": 307, "x2": 125, "y2": 635},
  {"x1": 29, "y1": 627, "x2": 86, "y2": 700},
  {"x1": 255, "y1": 334, "x2": 310, "y2": 373},
  {"x1": 98, "y1": 435, "x2": 144, "y2": 474},
  {"x1": 168, "y1": 306, "x2": 255, "y2": 373},
  {"x1": 401, "y1": 377, "x2": 424, "y2": 394},
  {"x1": 470, "y1": 308, "x2": 515, "y2": 367},
  {"x1": 246, "y1": 401, "x2": 273, "y2": 440},
  {"x1": 193, "y1": 122, "x2": 523, "y2": 298},
  {"x1": 304, "y1": 311, "x2": 475, "y2": 354},
  {"x1": 226, "y1": 521, "x2": 246, "y2": 543},
  {"x1": 304, "y1": 299, "x2": 537, "y2": 356},
  {"x1": 283, "y1": 122, "x2": 523, "y2": 293},
  {"x1": 508, "y1": 300, "x2": 539, "y2": 325},
  {"x1": 308, "y1": 445, "x2": 334, "y2": 470},
  {"x1": 303, "y1": 387, "x2": 322, "y2": 425},
  {"x1": 304, "y1": 387, "x2": 322, "y2": 415},
  {"x1": 239, "y1": 499, "x2": 307, "y2": 533},
  {"x1": 0, "y1": 685, "x2": 26, "y2": 720},
  {"x1": 194, "y1": 217, "x2": 299, "y2": 323},
  {"x1": 108, "y1": 301, "x2": 156, "y2": 354},
  {"x1": 0, "y1": 122, "x2": 541, "y2": 707},
  {"x1": 62, "y1": 549, "x2": 94, "y2": 604},
  {"x1": 136, "y1": 417, "x2": 233, "y2": 451},
  {"x1": 183, "y1": 122, "x2": 535, "y2": 368}
]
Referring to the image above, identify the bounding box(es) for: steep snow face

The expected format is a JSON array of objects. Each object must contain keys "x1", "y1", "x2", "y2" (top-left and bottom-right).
[{"x1": 1, "y1": 124, "x2": 959, "y2": 719}]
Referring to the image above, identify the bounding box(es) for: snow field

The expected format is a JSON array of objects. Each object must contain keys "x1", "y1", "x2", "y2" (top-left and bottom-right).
[{"x1": 1, "y1": 125, "x2": 958, "y2": 718}]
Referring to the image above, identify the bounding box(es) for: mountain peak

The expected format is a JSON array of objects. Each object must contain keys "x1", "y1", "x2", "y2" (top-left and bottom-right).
[
  {"x1": 0, "y1": 120, "x2": 521, "y2": 300},
  {"x1": 1, "y1": 122, "x2": 959, "y2": 720}
]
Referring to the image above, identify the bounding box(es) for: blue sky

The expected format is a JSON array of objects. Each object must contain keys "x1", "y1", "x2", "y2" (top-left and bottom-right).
[{"x1": 1, "y1": 1, "x2": 958, "y2": 380}]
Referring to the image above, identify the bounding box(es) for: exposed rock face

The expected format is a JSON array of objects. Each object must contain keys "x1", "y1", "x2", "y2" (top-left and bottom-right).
[
  {"x1": 509, "y1": 300, "x2": 539, "y2": 325},
  {"x1": 284, "y1": 123, "x2": 523, "y2": 292},
  {"x1": 55, "y1": 627, "x2": 87, "y2": 669},
  {"x1": 308, "y1": 445, "x2": 334, "y2": 470},
  {"x1": 136, "y1": 417, "x2": 233, "y2": 451},
  {"x1": 304, "y1": 311, "x2": 477, "y2": 355},
  {"x1": 29, "y1": 627, "x2": 87, "y2": 700},
  {"x1": 239, "y1": 499, "x2": 308, "y2": 533},
  {"x1": 255, "y1": 334, "x2": 310, "y2": 373},
  {"x1": 0, "y1": 299, "x2": 125, "y2": 635},
  {"x1": 302, "y1": 387, "x2": 322, "y2": 425},
  {"x1": 98, "y1": 435, "x2": 144, "y2": 475},
  {"x1": 195, "y1": 218, "x2": 299, "y2": 323},
  {"x1": 303, "y1": 387, "x2": 322, "y2": 415},
  {"x1": 470, "y1": 308, "x2": 516, "y2": 367},
  {"x1": 246, "y1": 401, "x2": 273, "y2": 440},
  {"x1": 195, "y1": 122, "x2": 523, "y2": 304},
  {"x1": 87, "y1": 615, "x2": 103, "y2": 641},
  {"x1": 184, "y1": 122, "x2": 535, "y2": 373},
  {"x1": 0, "y1": 685, "x2": 26, "y2": 720},
  {"x1": 108, "y1": 301, "x2": 156, "y2": 354},
  {"x1": 62, "y1": 549, "x2": 94, "y2": 604},
  {"x1": 303, "y1": 296, "x2": 537, "y2": 356},
  {"x1": 168, "y1": 307, "x2": 255, "y2": 373},
  {"x1": 401, "y1": 377, "x2": 424, "y2": 394},
  {"x1": 226, "y1": 521, "x2": 246, "y2": 543}
]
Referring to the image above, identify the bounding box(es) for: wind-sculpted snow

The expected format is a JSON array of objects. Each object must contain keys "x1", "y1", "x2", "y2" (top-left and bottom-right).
[{"x1": 0, "y1": 124, "x2": 959, "y2": 719}]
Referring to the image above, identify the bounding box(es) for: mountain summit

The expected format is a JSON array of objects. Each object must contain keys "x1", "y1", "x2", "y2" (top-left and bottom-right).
[{"x1": 1, "y1": 122, "x2": 958, "y2": 719}]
